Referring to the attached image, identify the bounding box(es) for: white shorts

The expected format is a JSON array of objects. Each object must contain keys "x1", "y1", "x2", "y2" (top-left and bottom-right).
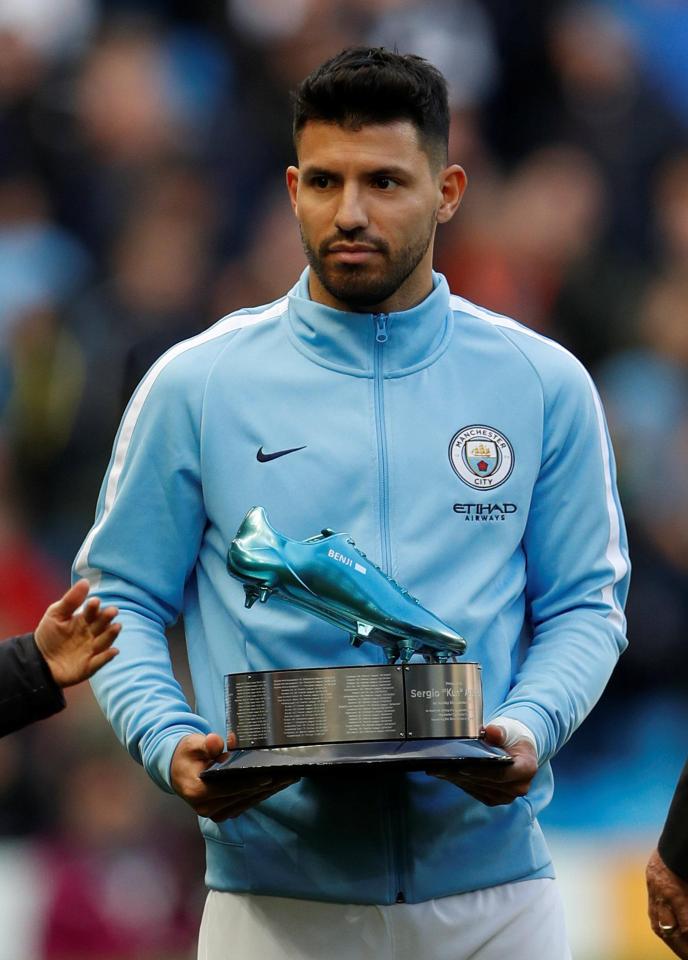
[{"x1": 198, "y1": 878, "x2": 571, "y2": 960}]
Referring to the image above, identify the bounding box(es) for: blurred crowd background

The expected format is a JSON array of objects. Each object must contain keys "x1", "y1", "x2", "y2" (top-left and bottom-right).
[{"x1": 0, "y1": 1, "x2": 687, "y2": 957}]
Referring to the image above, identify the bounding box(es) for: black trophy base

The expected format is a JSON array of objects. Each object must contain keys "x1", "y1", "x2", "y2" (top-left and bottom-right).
[{"x1": 200, "y1": 737, "x2": 512, "y2": 782}]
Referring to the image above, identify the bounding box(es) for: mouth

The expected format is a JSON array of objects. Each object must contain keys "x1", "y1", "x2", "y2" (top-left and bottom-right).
[{"x1": 326, "y1": 244, "x2": 382, "y2": 264}]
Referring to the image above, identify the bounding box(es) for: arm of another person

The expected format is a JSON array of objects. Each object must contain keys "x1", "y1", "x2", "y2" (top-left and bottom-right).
[
  {"x1": 645, "y1": 761, "x2": 688, "y2": 957},
  {"x1": 431, "y1": 350, "x2": 630, "y2": 803},
  {"x1": 0, "y1": 579, "x2": 120, "y2": 737},
  {"x1": 74, "y1": 347, "x2": 298, "y2": 818}
]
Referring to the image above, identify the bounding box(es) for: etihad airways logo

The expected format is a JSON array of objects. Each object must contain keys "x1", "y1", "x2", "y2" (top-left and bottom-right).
[{"x1": 453, "y1": 502, "x2": 518, "y2": 521}]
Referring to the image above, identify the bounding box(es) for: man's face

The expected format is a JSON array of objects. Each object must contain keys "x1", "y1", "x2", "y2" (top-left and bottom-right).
[{"x1": 287, "y1": 120, "x2": 464, "y2": 312}]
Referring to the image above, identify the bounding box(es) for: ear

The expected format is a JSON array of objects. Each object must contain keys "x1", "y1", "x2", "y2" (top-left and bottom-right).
[
  {"x1": 436, "y1": 164, "x2": 467, "y2": 224},
  {"x1": 286, "y1": 166, "x2": 300, "y2": 216}
]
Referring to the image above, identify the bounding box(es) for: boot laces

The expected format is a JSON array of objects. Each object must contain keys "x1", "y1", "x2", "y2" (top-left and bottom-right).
[{"x1": 345, "y1": 538, "x2": 421, "y2": 604}]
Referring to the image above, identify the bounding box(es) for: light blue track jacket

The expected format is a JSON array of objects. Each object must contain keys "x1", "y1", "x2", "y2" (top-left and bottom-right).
[{"x1": 75, "y1": 269, "x2": 630, "y2": 904}]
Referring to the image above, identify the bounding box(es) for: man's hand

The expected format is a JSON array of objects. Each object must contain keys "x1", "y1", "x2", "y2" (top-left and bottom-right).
[
  {"x1": 647, "y1": 848, "x2": 688, "y2": 958},
  {"x1": 426, "y1": 723, "x2": 538, "y2": 806},
  {"x1": 34, "y1": 579, "x2": 121, "y2": 688},
  {"x1": 170, "y1": 732, "x2": 301, "y2": 822}
]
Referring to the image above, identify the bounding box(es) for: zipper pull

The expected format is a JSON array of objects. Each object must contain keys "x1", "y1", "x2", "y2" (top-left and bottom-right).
[{"x1": 374, "y1": 313, "x2": 389, "y2": 343}]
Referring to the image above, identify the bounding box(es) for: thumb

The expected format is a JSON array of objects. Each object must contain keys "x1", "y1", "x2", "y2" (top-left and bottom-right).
[
  {"x1": 204, "y1": 733, "x2": 226, "y2": 759},
  {"x1": 482, "y1": 723, "x2": 507, "y2": 746},
  {"x1": 177, "y1": 732, "x2": 225, "y2": 761}
]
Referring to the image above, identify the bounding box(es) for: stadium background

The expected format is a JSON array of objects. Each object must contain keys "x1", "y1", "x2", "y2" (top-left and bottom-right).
[{"x1": 0, "y1": 0, "x2": 687, "y2": 957}]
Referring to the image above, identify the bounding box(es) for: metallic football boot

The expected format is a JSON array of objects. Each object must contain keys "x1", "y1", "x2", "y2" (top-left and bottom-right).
[{"x1": 227, "y1": 506, "x2": 467, "y2": 663}]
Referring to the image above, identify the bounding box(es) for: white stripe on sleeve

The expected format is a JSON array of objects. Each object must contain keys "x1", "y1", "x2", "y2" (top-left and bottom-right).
[
  {"x1": 450, "y1": 294, "x2": 628, "y2": 632},
  {"x1": 75, "y1": 299, "x2": 288, "y2": 583}
]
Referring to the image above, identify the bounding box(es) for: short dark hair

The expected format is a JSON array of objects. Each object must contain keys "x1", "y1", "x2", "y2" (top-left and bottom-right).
[{"x1": 292, "y1": 47, "x2": 450, "y2": 169}]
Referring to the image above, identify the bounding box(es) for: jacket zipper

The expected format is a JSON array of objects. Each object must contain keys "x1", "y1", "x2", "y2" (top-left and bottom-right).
[
  {"x1": 373, "y1": 314, "x2": 391, "y2": 575},
  {"x1": 372, "y1": 312, "x2": 404, "y2": 903}
]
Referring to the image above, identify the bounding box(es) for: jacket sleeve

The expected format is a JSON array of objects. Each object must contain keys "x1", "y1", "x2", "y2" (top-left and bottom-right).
[
  {"x1": 658, "y1": 761, "x2": 688, "y2": 881},
  {"x1": 489, "y1": 353, "x2": 630, "y2": 763},
  {"x1": 0, "y1": 633, "x2": 65, "y2": 737},
  {"x1": 73, "y1": 351, "x2": 212, "y2": 792}
]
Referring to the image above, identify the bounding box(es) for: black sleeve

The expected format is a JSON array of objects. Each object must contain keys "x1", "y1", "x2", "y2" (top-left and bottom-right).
[
  {"x1": 658, "y1": 760, "x2": 688, "y2": 881},
  {"x1": 0, "y1": 633, "x2": 66, "y2": 737}
]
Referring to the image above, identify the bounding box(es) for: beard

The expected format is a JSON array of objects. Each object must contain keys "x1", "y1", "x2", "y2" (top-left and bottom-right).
[{"x1": 299, "y1": 216, "x2": 436, "y2": 310}]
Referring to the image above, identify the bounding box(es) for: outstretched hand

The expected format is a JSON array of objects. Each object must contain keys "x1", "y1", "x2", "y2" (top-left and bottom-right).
[
  {"x1": 426, "y1": 723, "x2": 538, "y2": 806},
  {"x1": 34, "y1": 579, "x2": 121, "y2": 688},
  {"x1": 170, "y1": 732, "x2": 300, "y2": 822}
]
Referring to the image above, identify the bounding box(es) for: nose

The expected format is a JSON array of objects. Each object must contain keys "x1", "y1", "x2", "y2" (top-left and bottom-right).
[{"x1": 334, "y1": 183, "x2": 368, "y2": 233}]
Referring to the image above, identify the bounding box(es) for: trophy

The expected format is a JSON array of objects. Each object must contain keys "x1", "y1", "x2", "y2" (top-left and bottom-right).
[{"x1": 201, "y1": 507, "x2": 510, "y2": 780}]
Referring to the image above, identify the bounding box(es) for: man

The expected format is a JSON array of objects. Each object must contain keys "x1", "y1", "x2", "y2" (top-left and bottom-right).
[
  {"x1": 74, "y1": 48, "x2": 630, "y2": 959},
  {"x1": 0, "y1": 578, "x2": 120, "y2": 736},
  {"x1": 647, "y1": 771, "x2": 688, "y2": 957}
]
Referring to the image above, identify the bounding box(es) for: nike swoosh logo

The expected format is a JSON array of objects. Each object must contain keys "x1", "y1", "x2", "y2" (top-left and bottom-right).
[{"x1": 256, "y1": 445, "x2": 307, "y2": 463}]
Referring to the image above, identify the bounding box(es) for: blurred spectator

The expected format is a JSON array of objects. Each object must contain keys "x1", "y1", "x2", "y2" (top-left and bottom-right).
[
  {"x1": 544, "y1": 3, "x2": 685, "y2": 256},
  {"x1": 0, "y1": 435, "x2": 67, "y2": 838},
  {"x1": 365, "y1": 0, "x2": 498, "y2": 112},
  {"x1": 40, "y1": 742, "x2": 201, "y2": 959},
  {"x1": 653, "y1": 151, "x2": 688, "y2": 275},
  {"x1": 1, "y1": 163, "x2": 216, "y2": 563},
  {"x1": 0, "y1": 177, "x2": 90, "y2": 341},
  {"x1": 0, "y1": 0, "x2": 95, "y2": 62},
  {"x1": 596, "y1": 272, "x2": 688, "y2": 694},
  {"x1": 599, "y1": 273, "x2": 688, "y2": 572},
  {"x1": 609, "y1": 0, "x2": 688, "y2": 127},
  {"x1": 0, "y1": 437, "x2": 63, "y2": 639},
  {"x1": 437, "y1": 144, "x2": 607, "y2": 338},
  {"x1": 210, "y1": 181, "x2": 305, "y2": 316}
]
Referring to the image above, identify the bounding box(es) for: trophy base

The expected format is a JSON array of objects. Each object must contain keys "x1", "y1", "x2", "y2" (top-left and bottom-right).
[{"x1": 201, "y1": 737, "x2": 512, "y2": 781}]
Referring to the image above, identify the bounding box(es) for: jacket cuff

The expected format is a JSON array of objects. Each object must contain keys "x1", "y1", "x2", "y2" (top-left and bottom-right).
[
  {"x1": 142, "y1": 723, "x2": 214, "y2": 794},
  {"x1": 487, "y1": 715, "x2": 538, "y2": 753},
  {"x1": 0, "y1": 634, "x2": 65, "y2": 738},
  {"x1": 485, "y1": 703, "x2": 553, "y2": 763}
]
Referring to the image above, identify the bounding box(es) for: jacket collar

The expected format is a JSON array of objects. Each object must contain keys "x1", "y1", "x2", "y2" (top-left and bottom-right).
[{"x1": 284, "y1": 268, "x2": 454, "y2": 377}]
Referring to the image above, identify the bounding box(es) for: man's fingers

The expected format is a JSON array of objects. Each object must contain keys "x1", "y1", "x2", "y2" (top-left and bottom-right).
[
  {"x1": 451, "y1": 779, "x2": 511, "y2": 803},
  {"x1": 91, "y1": 622, "x2": 122, "y2": 653},
  {"x1": 482, "y1": 723, "x2": 507, "y2": 746},
  {"x1": 176, "y1": 733, "x2": 226, "y2": 766},
  {"x1": 195, "y1": 777, "x2": 298, "y2": 813},
  {"x1": 52, "y1": 580, "x2": 91, "y2": 619},
  {"x1": 206, "y1": 779, "x2": 301, "y2": 821},
  {"x1": 646, "y1": 849, "x2": 688, "y2": 951},
  {"x1": 669, "y1": 934, "x2": 688, "y2": 960},
  {"x1": 428, "y1": 770, "x2": 524, "y2": 805},
  {"x1": 82, "y1": 597, "x2": 103, "y2": 624},
  {"x1": 85, "y1": 647, "x2": 120, "y2": 675},
  {"x1": 88, "y1": 608, "x2": 120, "y2": 640},
  {"x1": 655, "y1": 930, "x2": 688, "y2": 960},
  {"x1": 655, "y1": 901, "x2": 679, "y2": 930},
  {"x1": 224, "y1": 780, "x2": 301, "y2": 818},
  {"x1": 198, "y1": 786, "x2": 277, "y2": 819},
  {"x1": 198, "y1": 773, "x2": 282, "y2": 801},
  {"x1": 205, "y1": 732, "x2": 226, "y2": 757},
  {"x1": 651, "y1": 915, "x2": 686, "y2": 957},
  {"x1": 454, "y1": 784, "x2": 514, "y2": 806},
  {"x1": 451, "y1": 767, "x2": 511, "y2": 784},
  {"x1": 429, "y1": 762, "x2": 514, "y2": 784}
]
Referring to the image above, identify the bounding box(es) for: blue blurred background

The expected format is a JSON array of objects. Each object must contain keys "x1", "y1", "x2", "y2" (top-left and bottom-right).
[{"x1": 0, "y1": 1, "x2": 686, "y2": 957}]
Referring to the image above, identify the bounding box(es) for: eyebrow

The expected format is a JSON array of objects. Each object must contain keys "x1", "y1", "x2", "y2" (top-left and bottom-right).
[{"x1": 300, "y1": 164, "x2": 413, "y2": 180}]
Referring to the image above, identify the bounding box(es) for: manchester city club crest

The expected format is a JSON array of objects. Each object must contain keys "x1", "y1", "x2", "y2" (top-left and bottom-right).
[{"x1": 449, "y1": 425, "x2": 514, "y2": 489}]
